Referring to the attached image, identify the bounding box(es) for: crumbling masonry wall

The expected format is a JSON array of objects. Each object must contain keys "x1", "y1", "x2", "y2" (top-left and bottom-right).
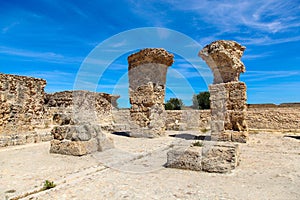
[
  {"x1": 128, "y1": 48, "x2": 174, "y2": 137},
  {"x1": 46, "y1": 91, "x2": 116, "y2": 156},
  {"x1": 0, "y1": 73, "x2": 52, "y2": 147},
  {"x1": 45, "y1": 91, "x2": 119, "y2": 125},
  {"x1": 0, "y1": 73, "x2": 46, "y2": 133},
  {"x1": 199, "y1": 40, "x2": 248, "y2": 143}
]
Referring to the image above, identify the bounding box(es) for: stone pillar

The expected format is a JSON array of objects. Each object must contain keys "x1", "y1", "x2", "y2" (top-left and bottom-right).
[
  {"x1": 128, "y1": 48, "x2": 174, "y2": 138},
  {"x1": 199, "y1": 40, "x2": 248, "y2": 143}
]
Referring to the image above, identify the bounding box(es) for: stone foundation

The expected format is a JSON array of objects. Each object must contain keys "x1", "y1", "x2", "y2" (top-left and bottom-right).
[
  {"x1": 166, "y1": 142, "x2": 240, "y2": 173},
  {"x1": 128, "y1": 48, "x2": 174, "y2": 138}
]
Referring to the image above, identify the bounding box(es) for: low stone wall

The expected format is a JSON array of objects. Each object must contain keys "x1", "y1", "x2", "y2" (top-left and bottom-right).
[
  {"x1": 246, "y1": 104, "x2": 300, "y2": 132},
  {"x1": 113, "y1": 106, "x2": 300, "y2": 133},
  {"x1": 165, "y1": 110, "x2": 210, "y2": 131},
  {"x1": 45, "y1": 91, "x2": 119, "y2": 125}
]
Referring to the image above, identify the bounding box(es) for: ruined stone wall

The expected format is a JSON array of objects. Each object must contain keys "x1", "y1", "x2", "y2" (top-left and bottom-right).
[
  {"x1": 165, "y1": 110, "x2": 210, "y2": 131},
  {"x1": 0, "y1": 73, "x2": 53, "y2": 147},
  {"x1": 162, "y1": 106, "x2": 300, "y2": 132},
  {"x1": 247, "y1": 104, "x2": 300, "y2": 131},
  {"x1": 45, "y1": 91, "x2": 119, "y2": 125},
  {"x1": 0, "y1": 73, "x2": 46, "y2": 133}
]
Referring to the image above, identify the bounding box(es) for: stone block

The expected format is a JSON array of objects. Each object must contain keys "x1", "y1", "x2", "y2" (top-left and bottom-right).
[
  {"x1": 211, "y1": 131, "x2": 231, "y2": 142},
  {"x1": 166, "y1": 147, "x2": 202, "y2": 171},
  {"x1": 50, "y1": 139, "x2": 98, "y2": 156},
  {"x1": 231, "y1": 131, "x2": 248, "y2": 143},
  {"x1": 202, "y1": 142, "x2": 240, "y2": 173},
  {"x1": 97, "y1": 136, "x2": 114, "y2": 151},
  {"x1": 211, "y1": 121, "x2": 225, "y2": 133}
]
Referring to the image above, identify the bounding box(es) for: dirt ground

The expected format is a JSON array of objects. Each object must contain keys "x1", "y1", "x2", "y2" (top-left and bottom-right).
[{"x1": 1, "y1": 131, "x2": 300, "y2": 200}]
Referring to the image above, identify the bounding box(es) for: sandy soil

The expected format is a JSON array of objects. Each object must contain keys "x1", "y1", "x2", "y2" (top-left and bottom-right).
[{"x1": 1, "y1": 131, "x2": 299, "y2": 200}]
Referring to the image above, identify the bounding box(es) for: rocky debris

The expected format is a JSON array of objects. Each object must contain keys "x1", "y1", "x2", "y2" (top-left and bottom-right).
[
  {"x1": 166, "y1": 142, "x2": 240, "y2": 173},
  {"x1": 0, "y1": 73, "x2": 46, "y2": 134},
  {"x1": 166, "y1": 146, "x2": 202, "y2": 171},
  {"x1": 50, "y1": 124, "x2": 114, "y2": 156},
  {"x1": 199, "y1": 40, "x2": 246, "y2": 84},
  {"x1": 128, "y1": 48, "x2": 174, "y2": 137},
  {"x1": 199, "y1": 40, "x2": 249, "y2": 143},
  {"x1": 47, "y1": 91, "x2": 116, "y2": 156}
]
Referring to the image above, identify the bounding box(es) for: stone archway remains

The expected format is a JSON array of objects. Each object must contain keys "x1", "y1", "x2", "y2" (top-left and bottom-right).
[
  {"x1": 127, "y1": 48, "x2": 174, "y2": 138},
  {"x1": 199, "y1": 40, "x2": 249, "y2": 143}
]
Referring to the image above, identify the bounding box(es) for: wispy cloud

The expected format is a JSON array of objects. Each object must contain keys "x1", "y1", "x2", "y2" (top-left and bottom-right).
[
  {"x1": 242, "y1": 70, "x2": 300, "y2": 82},
  {"x1": 163, "y1": 0, "x2": 300, "y2": 45},
  {"x1": 2, "y1": 22, "x2": 19, "y2": 34},
  {"x1": 0, "y1": 46, "x2": 83, "y2": 64},
  {"x1": 237, "y1": 35, "x2": 300, "y2": 46},
  {"x1": 242, "y1": 52, "x2": 272, "y2": 60}
]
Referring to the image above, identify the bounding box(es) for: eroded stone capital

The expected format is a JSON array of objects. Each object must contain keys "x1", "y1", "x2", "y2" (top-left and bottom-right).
[
  {"x1": 128, "y1": 48, "x2": 174, "y2": 70},
  {"x1": 199, "y1": 40, "x2": 246, "y2": 83}
]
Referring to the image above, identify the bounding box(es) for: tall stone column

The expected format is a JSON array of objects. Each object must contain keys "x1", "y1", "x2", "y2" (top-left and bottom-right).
[
  {"x1": 128, "y1": 48, "x2": 174, "y2": 138},
  {"x1": 199, "y1": 40, "x2": 248, "y2": 143}
]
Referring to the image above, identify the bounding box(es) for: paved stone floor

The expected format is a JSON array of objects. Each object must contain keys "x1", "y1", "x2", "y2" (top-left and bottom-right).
[{"x1": 1, "y1": 131, "x2": 300, "y2": 200}]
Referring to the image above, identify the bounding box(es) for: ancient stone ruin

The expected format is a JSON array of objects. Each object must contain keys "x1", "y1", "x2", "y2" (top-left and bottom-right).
[
  {"x1": 127, "y1": 48, "x2": 174, "y2": 138},
  {"x1": 0, "y1": 73, "x2": 46, "y2": 133},
  {"x1": 166, "y1": 141, "x2": 240, "y2": 173},
  {"x1": 0, "y1": 73, "x2": 52, "y2": 146},
  {"x1": 47, "y1": 91, "x2": 116, "y2": 156},
  {"x1": 199, "y1": 40, "x2": 248, "y2": 143}
]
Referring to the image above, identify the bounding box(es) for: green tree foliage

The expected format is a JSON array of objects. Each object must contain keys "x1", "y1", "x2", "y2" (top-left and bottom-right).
[
  {"x1": 165, "y1": 98, "x2": 184, "y2": 110},
  {"x1": 192, "y1": 91, "x2": 210, "y2": 109}
]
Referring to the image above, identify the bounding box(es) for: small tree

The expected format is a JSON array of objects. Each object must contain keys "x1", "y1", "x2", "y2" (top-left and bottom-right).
[
  {"x1": 192, "y1": 91, "x2": 210, "y2": 109},
  {"x1": 165, "y1": 98, "x2": 184, "y2": 110}
]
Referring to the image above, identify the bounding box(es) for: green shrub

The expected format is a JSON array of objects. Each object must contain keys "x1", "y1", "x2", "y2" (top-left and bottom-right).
[
  {"x1": 192, "y1": 141, "x2": 203, "y2": 147},
  {"x1": 43, "y1": 180, "x2": 56, "y2": 190}
]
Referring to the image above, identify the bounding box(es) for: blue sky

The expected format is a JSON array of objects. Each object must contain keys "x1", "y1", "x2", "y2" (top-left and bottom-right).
[{"x1": 0, "y1": 0, "x2": 299, "y2": 107}]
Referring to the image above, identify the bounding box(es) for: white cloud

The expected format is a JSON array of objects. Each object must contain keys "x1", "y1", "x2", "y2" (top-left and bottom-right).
[
  {"x1": 2, "y1": 22, "x2": 19, "y2": 34},
  {"x1": 0, "y1": 46, "x2": 83, "y2": 64},
  {"x1": 242, "y1": 70, "x2": 300, "y2": 82}
]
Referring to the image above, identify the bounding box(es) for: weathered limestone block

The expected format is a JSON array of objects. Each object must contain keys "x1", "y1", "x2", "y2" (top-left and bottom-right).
[
  {"x1": 201, "y1": 142, "x2": 240, "y2": 173},
  {"x1": 199, "y1": 40, "x2": 246, "y2": 84},
  {"x1": 50, "y1": 124, "x2": 114, "y2": 156},
  {"x1": 50, "y1": 139, "x2": 99, "y2": 156},
  {"x1": 128, "y1": 48, "x2": 174, "y2": 137},
  {"x1": 166, "y1": 146, "x2": 202, "y2": 171},
  {"x1": 166, "y1": 142, "x2": 240, "y2": 173},
  {"x1": 0, "y1": 73, "x2": 46, "y2": 134}
]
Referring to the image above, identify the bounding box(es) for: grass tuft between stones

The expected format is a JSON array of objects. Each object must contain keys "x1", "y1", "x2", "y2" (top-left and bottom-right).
[{"x1": 192, "y1": 141, "x2": 203, "y2": 147}]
